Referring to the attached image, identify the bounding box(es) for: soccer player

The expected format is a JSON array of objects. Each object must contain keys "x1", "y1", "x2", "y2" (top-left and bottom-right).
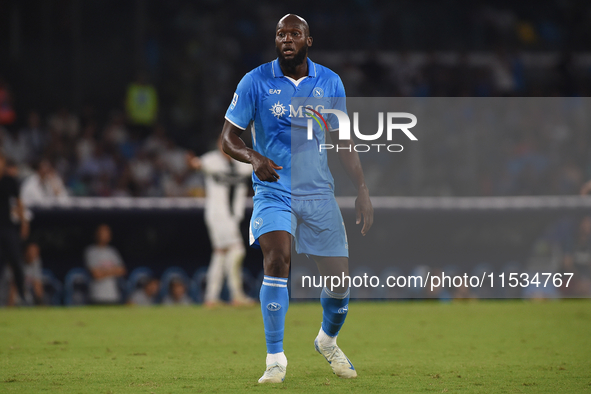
[
  {"x1": 187, "y1": 137, "x2": 254, "y2": 306},
  {"x1": 220, "y1": 14, "x2": 373, "y2": 383}
]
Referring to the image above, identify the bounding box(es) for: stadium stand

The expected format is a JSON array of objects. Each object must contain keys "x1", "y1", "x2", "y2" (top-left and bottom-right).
[
  {"x1": 41, "y1": 268, "x2": 62, "y2": 306},
  {"x1": 158, "y1": 267, "x2": 191, "y2": 303},
  {"x1": 64, "y1": 267, "x2": 91, "y2": 306},
  {"x1": 126, "y1": 267, "x2": 154, "y2": 299},
  {"x1": 190, "y1": 267, "x2": 209, "y2": 304}
]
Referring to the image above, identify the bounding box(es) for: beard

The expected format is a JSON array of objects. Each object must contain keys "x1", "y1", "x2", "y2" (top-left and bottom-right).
[{"x1": 276, "y1": 44, "x2": 308, "y2": 75}]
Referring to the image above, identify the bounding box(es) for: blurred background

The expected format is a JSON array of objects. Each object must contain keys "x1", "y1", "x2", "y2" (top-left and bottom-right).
[{"x1": 1, "y1": 0, "x2": 591, "y2": 305}]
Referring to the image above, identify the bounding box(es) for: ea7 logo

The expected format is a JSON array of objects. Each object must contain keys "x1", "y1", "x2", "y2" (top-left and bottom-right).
[{"x1": 269, "y1": 89, "x2": 281, "y2": 94}]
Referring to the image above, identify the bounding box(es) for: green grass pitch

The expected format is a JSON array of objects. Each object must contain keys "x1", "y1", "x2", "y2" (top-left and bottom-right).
[{"x1": 1, "y1": 301, "x2": 590, "y2": 393}]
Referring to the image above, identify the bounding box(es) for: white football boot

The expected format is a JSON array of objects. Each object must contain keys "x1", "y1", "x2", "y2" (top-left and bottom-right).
[
  {"x1": 314, "y1": 337, "x2": 357, "y2": 379},
  {"x1": 258, "y1": 362, "x2": 286, "y2": 383},
  {"x1": 258, "y1": 353, "x2": 287, "y2": 383}
]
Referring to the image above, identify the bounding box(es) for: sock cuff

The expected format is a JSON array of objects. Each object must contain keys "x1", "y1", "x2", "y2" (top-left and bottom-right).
[
  {"x1": 263, "y1": 276, "x2": 288, "y2": 288},
  {"x1": 322, "y1": 287, "x2": 350, "y2": 299}
]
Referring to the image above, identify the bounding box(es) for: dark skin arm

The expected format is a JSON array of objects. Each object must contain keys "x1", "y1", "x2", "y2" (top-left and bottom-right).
[
  {"x1": 330, "y1": 132, "x2": 374, "y2": 236},
  {"x1": 220, "y1": 120, "x2": 283, "y2": 182}
]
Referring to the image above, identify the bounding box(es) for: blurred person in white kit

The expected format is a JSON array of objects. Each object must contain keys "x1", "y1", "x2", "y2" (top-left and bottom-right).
[
  {"x1": 20, "y1": 159, "x2": 68, "y2": 206},
  {"x1": 187, "y1": 136, "x2": 254, "y2": 306}
]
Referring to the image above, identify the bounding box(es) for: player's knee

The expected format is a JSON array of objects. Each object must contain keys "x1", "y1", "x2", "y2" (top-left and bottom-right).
[{"x1": 263, "y1": 250, "x2": 290, "y2": 276}]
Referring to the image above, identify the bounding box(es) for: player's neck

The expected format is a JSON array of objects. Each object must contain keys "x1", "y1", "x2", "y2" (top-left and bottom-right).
[{"x1": 280, "y1": 59, "x2": 308, "y2": 80}]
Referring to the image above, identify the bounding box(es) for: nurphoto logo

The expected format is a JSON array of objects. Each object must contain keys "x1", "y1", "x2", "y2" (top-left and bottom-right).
[{"x1": 304, "y1": 107, "x2": 418, "y2": 152}]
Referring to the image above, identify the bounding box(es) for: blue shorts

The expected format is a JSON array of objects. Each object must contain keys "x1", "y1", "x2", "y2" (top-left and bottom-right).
[{"x1": 249, "y1": 191, "x2": 348, "y2": 257}]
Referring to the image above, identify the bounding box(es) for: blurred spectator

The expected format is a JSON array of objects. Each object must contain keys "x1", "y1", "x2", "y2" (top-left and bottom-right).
[
  {"x1": 160, "y1": 138, "x2": 188, "y2": 176},
  {"x1": 112, "y1": 165, "x2": 135, "y2": 197},
  {"x1": 161, "y1": 172, "x2": 187, "y2": 197},
  {"x1": 125, "y1": 72, "x2": 159, "y2": 138},
  {"x1": 48, "y1": 106, "x2": 80, "y2": 139},
  {"x1": 85, "y1": 224, "x2": 127, "y2": 304},
  {"x1": 129, "y1": 149, "x2": 156, "y2": 194},
  {"x1": 5, "y1": 242, "x2": 44, "y2": 306},
  {"x1": 562, "y1": 216, "x2": 591, "y2": 296},
  {"x1": 0, "y1": 77, "x2": 16, "y2": 127},
  {"x1": 77, "y1": 144, "x2": 117, "y2": 196},
  {"x1": 143, "y1": 124, "x2": 168, "y2": 155},
  {"x1": 128, "y1": 277, "x2": 159, "y2": 306},
  {"x1": 0, "y1": 126, "x2": 30, "y2": 166},
  {"x1": 20, "y1": 159, "x2": 68, "y2": 206},
  {"x1": 103, "y1": 111, "x2": 129, "y2": 146},
  {"x1": 20, "y1": 111, "x2": 48, "y2": 161},
  {"x1": 75, "y1": 123, "x2": 98, "y2": 163},
  {"x1": 162, "y1": 278, "x2": 191, "y2": 305}
]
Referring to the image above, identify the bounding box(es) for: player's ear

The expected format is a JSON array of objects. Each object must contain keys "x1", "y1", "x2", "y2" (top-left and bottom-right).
[{"x1": 307, "y1": 36, "x2": 313, "y2": 47}]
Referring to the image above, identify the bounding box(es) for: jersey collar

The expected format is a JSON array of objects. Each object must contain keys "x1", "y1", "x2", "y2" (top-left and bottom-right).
[{"x1": 272, "y1": 57, "x2": 317, "y2": 79}]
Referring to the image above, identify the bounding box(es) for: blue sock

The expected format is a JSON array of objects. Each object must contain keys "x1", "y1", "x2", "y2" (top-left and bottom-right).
[
  {"x1": 260, "y1": 276, "x2": 289, "y2": 354},
  {"x1": 320, "y1": 287, "x2": 350, "y2": 337}
]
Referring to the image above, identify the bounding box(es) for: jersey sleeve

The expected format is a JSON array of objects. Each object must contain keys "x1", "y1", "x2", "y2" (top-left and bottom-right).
[
  {"x1": 327, "y1": 76, "x2": 347, "y2": 132},
  {"x1": 225, "y1": 73, "x2": 256, "y2": 130}
]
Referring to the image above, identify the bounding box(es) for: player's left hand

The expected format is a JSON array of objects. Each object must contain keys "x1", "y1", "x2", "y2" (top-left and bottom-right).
[{"x1": 355, "y1": 186, "x2": 373, "y2": 236}]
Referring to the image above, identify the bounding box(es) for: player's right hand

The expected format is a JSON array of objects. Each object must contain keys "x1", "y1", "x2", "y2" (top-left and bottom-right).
[{"x1": 251, "y1": 152, "x2": 282, "y2": 182}]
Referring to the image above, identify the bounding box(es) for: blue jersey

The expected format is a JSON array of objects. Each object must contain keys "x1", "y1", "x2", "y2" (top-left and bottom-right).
[{"x1": 225, "y1": 58, "x2": 347, "y2": 197}]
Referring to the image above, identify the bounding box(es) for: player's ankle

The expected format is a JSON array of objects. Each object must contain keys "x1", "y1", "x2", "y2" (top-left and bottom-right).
[
  {"x1": 317, "y1": 327, "x2": 337, "y2": 347},
  {"x1": 266, "y1": 352, "x2": 287, "y2": 367}
]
